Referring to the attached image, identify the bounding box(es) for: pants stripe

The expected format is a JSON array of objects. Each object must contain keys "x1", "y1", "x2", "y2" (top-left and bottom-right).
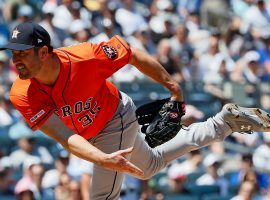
[{"x1": 105, "y1": 113, "x2": 124, "y2": 200}]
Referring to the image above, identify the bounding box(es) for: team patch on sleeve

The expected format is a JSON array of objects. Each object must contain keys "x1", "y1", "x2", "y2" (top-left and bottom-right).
[{"x1": 102, "y1": 45, "x2": 118, "y2": 60}]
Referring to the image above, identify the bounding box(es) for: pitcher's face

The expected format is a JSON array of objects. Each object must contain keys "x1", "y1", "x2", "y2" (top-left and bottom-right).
[{"x1": 12, "y1": 48, "x2": 42, "y2": 79}]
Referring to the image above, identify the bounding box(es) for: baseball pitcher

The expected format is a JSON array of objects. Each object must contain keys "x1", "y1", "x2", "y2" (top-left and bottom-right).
[{"x1": 1, "y1": 22, "x2": 270, "y2": 200}]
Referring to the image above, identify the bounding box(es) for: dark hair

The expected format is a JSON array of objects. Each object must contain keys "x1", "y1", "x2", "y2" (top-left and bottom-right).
[{"x1": 242, "y1": 154, "x2": 252, "y2": 162}]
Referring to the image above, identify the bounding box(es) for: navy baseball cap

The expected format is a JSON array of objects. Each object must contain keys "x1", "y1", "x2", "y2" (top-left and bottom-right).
[{"x1": 0, "y1": 21, "x2": 51, "y2": 51}]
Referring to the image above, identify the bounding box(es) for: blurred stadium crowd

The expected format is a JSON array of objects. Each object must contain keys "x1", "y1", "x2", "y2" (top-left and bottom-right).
[{"x1": 2, "y1": 0, "x2": 270, "y2": 199}]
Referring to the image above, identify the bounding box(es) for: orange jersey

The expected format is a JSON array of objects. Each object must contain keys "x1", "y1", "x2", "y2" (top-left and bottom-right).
[{"x1": 9, "y1": 35, "x2": 132, "y2": 139}]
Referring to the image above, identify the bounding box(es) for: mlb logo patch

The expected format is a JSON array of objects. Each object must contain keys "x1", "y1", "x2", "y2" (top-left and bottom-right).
[
  {"x1": 30, "y1": 109, "x2": 45, "y2": 122},
  {"x1": 102, "y1": 45, "x2": 118, "y2": 60}
]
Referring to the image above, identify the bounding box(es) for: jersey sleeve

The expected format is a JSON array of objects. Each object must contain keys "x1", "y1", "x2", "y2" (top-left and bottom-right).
[
  {"x1": 9, "y1": 83, "x2": 55, "y2": 130},
  {"x1": 92, "y1": 35, "x2": 132, "y2": 79}
]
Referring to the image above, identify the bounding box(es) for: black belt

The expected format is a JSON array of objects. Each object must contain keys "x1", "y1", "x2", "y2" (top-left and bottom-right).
[{"x1": 118, "y1": 90, "x2": 122, "y2": 100}]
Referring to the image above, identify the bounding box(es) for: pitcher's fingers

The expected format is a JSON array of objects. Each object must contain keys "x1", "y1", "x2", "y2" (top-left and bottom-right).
[
  {"x1": 125, "y1": 161, "x2": 144, "y2": 177},
  {"x1": 120, "y1": 147, "x2": 134, "y2": 156}
]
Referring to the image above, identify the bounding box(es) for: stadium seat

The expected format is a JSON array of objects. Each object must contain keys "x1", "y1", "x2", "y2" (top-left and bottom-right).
[
  {"x1": 185, "y1": 171, "x2": 205, "y2": 185},
  {"x1": 202, "y1": 194, "x2": 234, "y2": 200},
  {"x1": 186, "y1": 184, "x2": 220, "y2": 195},
  {"x1": 0, "y1": 126, "x2": 15, "y2": 154},
  {"x1": 148, "y1": 171, "x2": 169, "y2": 193},
  {"x1": 164, "y1": 194, "x2": 200, "y2": 200}
]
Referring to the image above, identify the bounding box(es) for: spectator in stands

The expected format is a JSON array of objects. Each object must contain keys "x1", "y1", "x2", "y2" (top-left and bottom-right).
[
  {"x1": 9, "y1": 4, "x2": 34, "y2": 31},
  {"x1": 43, "y1": 149, "x2": 93, "y2": 200},
  {"x1": 167, "y1": 174, "x2": 190, "y2": 194},
  {"x1": 0, "y1": 95, "x2": 20, "y2": 126},
  {"x1": 166, "y1": 106, "x2": 204, "y2": 194},
  {"x1": 196, "y1": 153, "x2": 229, "y2": 196},
  {"x1": 261, "y1": 184, "x2": 270, "y2": 200},
  {"x1": 16, "y1": 187, "x2": 34, "y2": 200},
  {"x1": 230, "y1": 154, "x2": 254, "y2": 185},
  {"x1": 168, "y1": 24, "x2": 195, "y2": 81},
  {"x1": 15, "y1": 156, "x2": 49, "y2": 200},
  {"x1": 89, "y1": 18, "x2": 120, "y2": 44},
  {"x1": 79, "y1": 170, "x2": 92, "y2": 200},
  {"x1": 9, "y1": 122, "x2": 54, "y2": 170},
  {"x1": 115, "y1": 0, "x2": 148, "y2": 36},
  {"x1": 0, "y1": 51, "x2": 15, "y2": 86},
  {"x1": 230, "y1": 130, "x2": 260, "y2": 149},
  {"x1": 231, "y1": 180, "x2": 258, "y2": 200},
  {"x1": 0, "y1": 52, "x2": 16, "y2": 121},
  {"x1": 230, "y1": 0, "x2": 252, "y2": 19},
  {"x1": 0, "y1": 97, "x2": 14, "y2": 127},
  {"x1": 224, "y1": 16, "x2": 247, "y2": 60},
  {"x1": 63, "y1": 19, "x2": 91, "y2": 46},
  {"x1": 148, "y1": 0, "x2": 175, "y2": 44},
  {"x1": 197, "y1": 32, "x2": 219, "y2": 81},
  {"x1": 200, "y1": 0, "x2": 230, "y2": 30},
  {"x1": 198, "y1": 33, "x2": 234, "y2": 82},
  {"x1": 229, "y1": 153, "x2": 268, "y2": 191},
  {"x1": 257, "y1": 36, "x2": 270, "y2": 81},
  {"x1": 70, "y1": 1, "x2": 92, "y2": 29},
  {"x1": 253, "y1": 132, "x2": 270, "y2": 173},
  {"x1": 242, "y1": 170, "x2": 260, "y2": 193},
  {"x1": 167, "y1": 150, "x2": 202, "y2": 194},
  {"x1": 177, "y1": 0, "x2": 203, "y2": 20},
  {"x1": 232, "y1": 50, "x2": 262, "y2": 84},
  {"x1": 202, "y1": 53, "x2": 234, "y2": 104},
  {"x1": 90, "y1": 0, "x2": 122, "y2": 36},
  {"x1": 68, "y1": 180, "x2": 82, "y2": 200},
  {"x1": 167, "y1": 149, "x2": 203, "y2": 180},
  {"x1": 0, "y1": 161, "x2": 14, "y2": 199},
  {"x1": 126, "y1": 30, "x2": 157, "y2": 55},
  {"x1": 154, "y1": 38, "x2": 182, "y2": 83},
  {"x1": 121, "y1": 174, "x2": 141, "y2": 200},
  {"x1": 155, "y1": 0, "x2": 180, "y2": 32},
  {"x1": 181, "y1": 104, "x2": 205, "y2": 126},
  {"x1": 203, "y1": 54, "x2": 233, "y2": 85},
  {"x1": 52, "y1": 0, "x2": 74, "y2": 31},
  {"x1": 241, "y1": 0, "x2": 270, "y2": 39},
  {"x1": 67, "y1": 153, "x2": 93, "y2": 200},
  {"x1": 39, "y1": 2, "x2": 67, "y2": 48},
  {"x1": 54, "y1": 172, "x2": 72, "y2": 200},
  {"x1": 185, "y1": 11, "x2": 203, "y2": 33},
  {"x1": 53, "y1": 0, "x2": 91, "y2": 32},
  {"x1": 42, "y1": 149, "x2": 70, "y2": 189}
]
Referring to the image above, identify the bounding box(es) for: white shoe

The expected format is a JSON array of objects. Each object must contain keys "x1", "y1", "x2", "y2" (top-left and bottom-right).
[{"x1": 221, "y1": 104, "x2": 270, "y2": 133}]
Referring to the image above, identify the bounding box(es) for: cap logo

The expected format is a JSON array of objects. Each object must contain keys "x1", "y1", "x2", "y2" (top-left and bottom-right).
[
  {"x1": 37, "y1": 39, "x2": 42, "y2": 43},
  {"x1": 12, "y1": 28, "x2": 20, "y2": 39}
]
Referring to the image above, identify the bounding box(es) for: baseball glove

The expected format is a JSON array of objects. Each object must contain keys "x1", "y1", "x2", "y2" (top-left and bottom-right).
[{"x1": 135, "y1": 98, "x2": 186, "y2": 148}]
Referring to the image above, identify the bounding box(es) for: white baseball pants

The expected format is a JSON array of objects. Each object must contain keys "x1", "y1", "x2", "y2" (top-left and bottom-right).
[{"x1": 88, "y1": 92, "x2": 232, "y2": 200}]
